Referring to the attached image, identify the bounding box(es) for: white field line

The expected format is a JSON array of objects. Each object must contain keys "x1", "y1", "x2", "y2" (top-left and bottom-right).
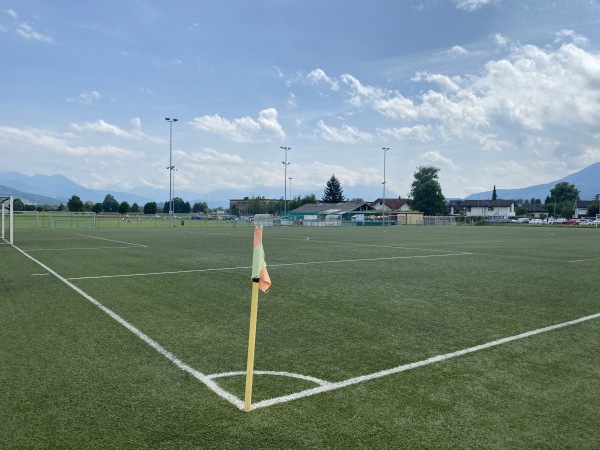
[
  {"x1": 12, "y1": 244, "x2": 244, "y2": 410},
  {"x1": 77, "y1": 234, "x2": 148, "y2": 247},
  {"x1": 247, "y1": 311, "x2": 600, "y2": 411},
  {"x1": 66, "y1": 252, "x2": 472, "y2": 281},
  {"x1": 26, "y1": 246, "x2": 145, "y2": 252},
  {"x1": 570, "y1": 257, "x2": 600, "y2": 263},
  {"x1": 207, "y1": 370, "x2": 332, "y2": 387}
]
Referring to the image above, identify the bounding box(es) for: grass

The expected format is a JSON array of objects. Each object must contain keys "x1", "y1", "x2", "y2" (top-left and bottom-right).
[{"x1": 1, "y1": 224, "x2": 600, "y2": 448}]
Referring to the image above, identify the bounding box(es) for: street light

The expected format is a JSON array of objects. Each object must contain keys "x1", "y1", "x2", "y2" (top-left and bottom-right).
[
  {"x1": 165, "y1": 118, "x2": 178, "y2": 226},
  {"x1": 288, "y1": 177, "x2": 292, "y2": 206},
  {"x1": 382, "y1": 147, "x2": 390, "y2": 225},
  {"x1": 281, "y1": 146, "x2": 291, "y2": 216}
]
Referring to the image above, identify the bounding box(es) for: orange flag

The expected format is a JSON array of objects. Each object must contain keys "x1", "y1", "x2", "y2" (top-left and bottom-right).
[{"x1": 252, "y1": 226, "x2": 271, "y2": 293}]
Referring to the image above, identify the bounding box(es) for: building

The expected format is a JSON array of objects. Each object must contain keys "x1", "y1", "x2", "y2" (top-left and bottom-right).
[
  {"x1": 370, "y1": 197, "x2": 412, "y2": 212},
  {"x1": 448, "y1": 200, "x2": 517, "y2": 218}
]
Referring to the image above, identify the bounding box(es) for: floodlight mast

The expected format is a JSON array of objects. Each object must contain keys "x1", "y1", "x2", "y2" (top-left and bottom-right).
[
  {"x1": 382, "y1": 147, "x2": 390, "y2": 225},
  {"x1": 165, "y1": 118, "x2": 178, "y2": 227},
  {"x1": 281, "y1": 146, "x2": 291, "y2": 216}
]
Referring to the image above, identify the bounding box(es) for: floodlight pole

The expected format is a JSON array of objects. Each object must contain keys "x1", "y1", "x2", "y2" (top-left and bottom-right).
[
  {"x1": 281, "y1": 146, "x2": 291, "y2": 216},
  {"x1": 288, "y1": 177, "x2": 292, "y2": 203},
  {"x1": 165, "y1": 117, "x2": 178, "y2": 227},
  {"x1": 382, "y1": 147, "x2": 390, "y2": 226}
]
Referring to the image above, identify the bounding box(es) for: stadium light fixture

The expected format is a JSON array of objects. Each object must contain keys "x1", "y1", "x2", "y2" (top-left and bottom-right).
[
  {"x1": 281, "y1": 146, "x2": 291, "y2": 216},
  {"x1": 382, "y1": 148, "x2": 390, "y2": 225},
  {"x1": 165, "y1": 118, "x2": 178, "y2": 226}
]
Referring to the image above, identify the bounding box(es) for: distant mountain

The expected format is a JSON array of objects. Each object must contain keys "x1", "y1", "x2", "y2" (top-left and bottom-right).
[
  {"x1": 0, "y1": 172, "x2": 152, "y2": 205},
  {"x1": 465, "y1": 162, "x2": 600, "y2": 201},
  {"x1": 0, "y1": 185, "x2": 67, "y2": 205}
]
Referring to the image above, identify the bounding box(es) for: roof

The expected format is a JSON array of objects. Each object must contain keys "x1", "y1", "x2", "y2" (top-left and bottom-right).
[
  {"x1": 290, "y1": 201, "x2": 375, "y2": 215},
  {"x1": 371, "y1": 198, "x2": 411, "y2": 209}
]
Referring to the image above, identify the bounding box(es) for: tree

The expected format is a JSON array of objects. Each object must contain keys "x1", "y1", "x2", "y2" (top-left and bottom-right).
[
  {"x1": 67, "y1": 195, "x2": 84, "y2": 212},
  {"x1": 143, "y1": 202, "x2": 157, "y2": 215},
  {"x1": 543, "y1": 182, "x2": 580, "y2": 218},
  {"x1": 492, "y1": 185, "x2": 497, "y2": 201},
  {"x1": 102, "y1": 194, "x2": 119, "y2": 213},
  {"x1": 410, "y1": 165, "x2": 446, "y2": 215},
  {"x1": 322, "y1": 174, "x2": 345, "y2": 203},
  {"x1": 131, "y1": 203, "x2": 140, "y2": 213},
  {"x1": 12, "y1": 198, "x2": 25, "y2": 211},
  {"x1": 588, "y1": 201, "x2": 599, "y2": 217},
  {"x1": 193, "y1": 202, "x2": 208, "y2": 213},
  {"x1": 84, "y1": 200, "x2": 95, "y2": 211},
  {"x1": 92, "y1": 203, "x2": 103, "y2": 214},
  {"x1": 545, "y1": 182, "x2": 579, "y2": 204},
  {"x1": 118, "y1": 201, "x2": 130, "y2": 215}
]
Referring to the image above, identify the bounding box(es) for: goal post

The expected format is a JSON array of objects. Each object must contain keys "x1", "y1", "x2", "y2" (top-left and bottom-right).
[{"x1": 1, "y1": 196, "x2": 14, "y2": 245}]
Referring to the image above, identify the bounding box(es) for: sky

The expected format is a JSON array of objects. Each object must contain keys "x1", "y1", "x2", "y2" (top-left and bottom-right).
[{"x1": 2, "y1": 0, "x2": 600, "y2": 204}]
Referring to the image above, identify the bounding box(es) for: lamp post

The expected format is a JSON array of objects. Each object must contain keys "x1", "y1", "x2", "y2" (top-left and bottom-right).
[
  {"x1": 281, "y1": 146, "x2": 291, "y2": 216},
  {"x1": 165, "y1": 118, "x2": 178, "y2": 227},
  {"x1": 382, "y1": 147, "x2": 390, "y2": 225},
  {"x1": 288, "y1": 177, "x2": 292, "y2": 208}
]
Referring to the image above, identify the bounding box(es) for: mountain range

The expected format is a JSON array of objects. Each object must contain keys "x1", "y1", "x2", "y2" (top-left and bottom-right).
[
  {"x1": 1, "y1": 162, "x2": 599, "y2": 207},
  {"x1": 464, "y1": 162, "x2": 600, "y2": 201}
]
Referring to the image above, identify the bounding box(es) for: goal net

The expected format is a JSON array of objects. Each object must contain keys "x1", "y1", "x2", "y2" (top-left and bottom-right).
[
  {"x1": 1, "y1": 196, "x2": 14, "y2": 245},
  {"x1": 254, "y1": 214, "x2": 274, "y2": 227}
]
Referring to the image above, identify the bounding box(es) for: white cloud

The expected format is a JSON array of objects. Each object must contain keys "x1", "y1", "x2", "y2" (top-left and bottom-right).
[
  {"x1": 420, "y1": 150, "x2": 457, "y2": 168},
  {"x1": 66, "y1": 90, "x2": 101, "y2": 105},
  {"x1": 16, "y1": 22, "x2": 53, "y2": 43},
  {"x1": 317, "y1": 120, "x2": 373, "y2": 143},
  {"x1": 130, "y1": 117, "x2": 142, "y2": 129},
  {"x1": 71, "y1": 120, "x2": 130, "y2": 138},
  {"x1": 190, "y1": 108, "x2": 285, "y2": 142},
  {"x1": 5, "y1": 9, "x2": 17, "y2": 19},
  {"x1": 307, "y1": 69, "x2": 339, "y2": 91},
  {"x1": 555, "y1": 29, "x2": 589, "y2": 46},
  {"x1": 454, "y1": 0, "x2": 493, "y2": 12},
  {"x1": 69, "y1": 119, "x2": 162, "y2": 142},
  {"x1": 378, "y1": 124, "x2": 433, "y2": 142}
]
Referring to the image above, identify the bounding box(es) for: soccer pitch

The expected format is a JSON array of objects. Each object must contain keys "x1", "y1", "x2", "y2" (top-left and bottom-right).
[{"x1": 2, "y1": 225, "x2": 599, "y2": 448}]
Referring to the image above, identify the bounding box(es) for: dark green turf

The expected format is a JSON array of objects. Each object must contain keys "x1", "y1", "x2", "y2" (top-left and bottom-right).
[{"x1": 2, "y1": 225, "x2": 599, "y2": 448}]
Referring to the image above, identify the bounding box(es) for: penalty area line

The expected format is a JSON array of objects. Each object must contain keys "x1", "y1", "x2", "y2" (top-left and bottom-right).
[
  {"x1": 67, "y1": 252, "x2": 472, "y2": 281},
  {"x1": 78, "y1": 234, "x2": 148, "y2": 248}
]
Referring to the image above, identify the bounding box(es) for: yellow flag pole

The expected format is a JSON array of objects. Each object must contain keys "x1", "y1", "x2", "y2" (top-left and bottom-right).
[{"x1": 244, "y1": 280, "x2": 260, "y2": 412}]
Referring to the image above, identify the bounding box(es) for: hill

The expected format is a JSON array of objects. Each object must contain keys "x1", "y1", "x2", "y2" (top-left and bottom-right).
[
  {"x1": 465, "y1": 162, "x2": 600, "y2": 201},
  {"x1": 0, "y1": 172, "x2": 152, "y2": 205}
]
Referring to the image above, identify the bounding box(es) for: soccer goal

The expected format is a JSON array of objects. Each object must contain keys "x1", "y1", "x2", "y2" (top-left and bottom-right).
[
  {"x1": 254, "y1": 214, "x2": 274, "y2": 227},
  {"x1": 1, "y1": 196, "x2": 14, "y2": 245}
]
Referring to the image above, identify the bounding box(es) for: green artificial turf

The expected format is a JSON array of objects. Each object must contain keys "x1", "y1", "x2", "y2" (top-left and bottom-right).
[{"x1": 1, "y1": 224, "x2": 599, "y2": 448}]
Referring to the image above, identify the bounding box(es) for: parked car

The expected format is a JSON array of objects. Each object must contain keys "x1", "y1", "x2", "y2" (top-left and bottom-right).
[
  {"x1": 565, "y1": 219, "x2": 580, "y2": 225},
  {"x1": 515, "y1": 218, "x2": 530, "y2": 223},
  {"x1": 529, "y1": 218, "x2": 543, "y2": 224}
]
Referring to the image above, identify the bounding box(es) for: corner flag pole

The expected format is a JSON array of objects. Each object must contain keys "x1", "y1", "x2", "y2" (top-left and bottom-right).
[
  {"x1": 244, "y1": 226, "x2": 271, "y2": 413},
  {"x1": 244, "y1": 279, "x2": 260, "y2": 412}
]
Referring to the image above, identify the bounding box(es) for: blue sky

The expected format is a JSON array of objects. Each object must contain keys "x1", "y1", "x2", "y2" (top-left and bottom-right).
[{"x1": 2, "y1": 0, "x2": 600, "y2": 203}]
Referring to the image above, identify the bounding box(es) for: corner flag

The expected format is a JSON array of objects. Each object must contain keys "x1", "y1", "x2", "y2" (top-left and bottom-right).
[
  {"x1": 252, "y1": 226, "x2": 271, "y2": 293},
  {"x1": 245, "y1": 226, "x2": 270, "y2": 412}
]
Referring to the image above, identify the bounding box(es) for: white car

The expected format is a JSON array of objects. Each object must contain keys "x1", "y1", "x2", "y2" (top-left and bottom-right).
[{"x1": 529, "y1": 218, "x2": 543, "y2": 224}]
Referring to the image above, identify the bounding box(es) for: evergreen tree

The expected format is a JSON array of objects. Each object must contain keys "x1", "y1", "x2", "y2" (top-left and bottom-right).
[
  {"x1": 322, "y1": 174, "x2": 345, "y2": 203},
  {"x1": 492, "y1": 185, "x2": 497, "y2": 201}
]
